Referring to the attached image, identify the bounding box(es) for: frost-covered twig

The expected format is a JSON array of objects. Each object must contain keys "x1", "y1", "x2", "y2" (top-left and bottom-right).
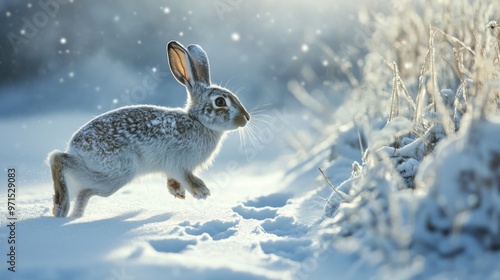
[
  {"x1": 318, "y1": 168, "x2": 349, "y2": 202},
  {"x1": 387, "y1": 61, "x2": 417, "y2": 121},
  {"x1": 389, "y1": 61, "x2": 401, "y2": 121},
  {"x1": 434, "y1": 27, "x2": 476, "y2": 56},
  {"x1": 354, "y1": 119, "x2": 365, "y2": 160}
]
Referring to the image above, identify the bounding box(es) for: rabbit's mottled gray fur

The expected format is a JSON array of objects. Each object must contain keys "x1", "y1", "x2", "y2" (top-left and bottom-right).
[{"x1": 48, "y1": 41, "x2": 250, "y2": 217}]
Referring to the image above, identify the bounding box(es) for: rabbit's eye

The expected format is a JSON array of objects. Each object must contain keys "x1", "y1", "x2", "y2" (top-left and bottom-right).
[{"x1": 215, "y1": 97, "x2": 227, "y2": 107}]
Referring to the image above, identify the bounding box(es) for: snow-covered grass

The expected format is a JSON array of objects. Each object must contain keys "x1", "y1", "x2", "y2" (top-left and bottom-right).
[{"x1": 314, "y1": 0, "x2": 500, "y2": 279}]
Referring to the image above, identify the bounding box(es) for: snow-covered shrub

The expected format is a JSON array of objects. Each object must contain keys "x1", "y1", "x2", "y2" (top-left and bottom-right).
[
  {"x1": 324, "y1": 0, "x2": 500, "y2": 212},
  {"x1": 415, "y1": 116, "x2": 500, "y2": 256},
  {"x1": 320, "y1": 121, "x2": 423, "y2": 277},
  {"x1": 318, "y1": 0, "x2": 500, "y2": 278},
  {"x1": 321, "y1": 115, "x2": 500, "y2": 276}
]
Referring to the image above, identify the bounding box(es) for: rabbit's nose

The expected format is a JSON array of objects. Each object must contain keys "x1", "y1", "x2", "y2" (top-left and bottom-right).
[
  {"x1": 243, "y1": 110, "x2": 250, "y2": 121},
  {"x1": 235, "y1": 109, "x2": 250, "y2": 127}
]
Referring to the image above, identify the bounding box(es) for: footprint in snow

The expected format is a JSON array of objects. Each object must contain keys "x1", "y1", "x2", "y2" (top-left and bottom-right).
[
  {"x1": 180, "y1": 219, "x2": 238, "y2": 241},
  {"x1": 260, "y1": 238, "x2": 312, "y2": 262},
  {"x1": 261, "y1": 216, "x2": 308, "y2": 237},
  {"x1": 233, "y1": 193, "x2": 312, "y2": 262},
  {"x1": 232, "y1": 192, "x2": 308, "y2": 238},
  {"x1": 149, "y1": 238, "x2": 197, "y2": 253},
  {"x1": 244, "y1": 192, "x2": 292, "y2": 208},
  {"x1": 257, "y1": 216, "x2": 310, "y2": 262},
  {"x1": 232, "y1": 204, "x2": 277, "y2": 220},
  {"x1": 232, "y1": 192, "x2": 292, "y2": 220},
  {"x1": 148, "y1": 220, "x2": 237, "y2": 254}
]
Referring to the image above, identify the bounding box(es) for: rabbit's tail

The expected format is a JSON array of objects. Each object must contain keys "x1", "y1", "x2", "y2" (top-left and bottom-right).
[{"x1": 48, "y1": 150, "x2": 77, "y2": 218}]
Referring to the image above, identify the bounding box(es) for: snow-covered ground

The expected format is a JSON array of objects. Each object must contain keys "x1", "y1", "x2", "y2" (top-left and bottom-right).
[{"x1": 0, "y1": 110, "x2": 361, "y2": 280}]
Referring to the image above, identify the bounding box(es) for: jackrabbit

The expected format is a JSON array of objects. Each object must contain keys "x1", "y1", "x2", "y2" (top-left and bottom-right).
[{"x1": 48, "y1": 41, "x2": 250, "y2": 217}]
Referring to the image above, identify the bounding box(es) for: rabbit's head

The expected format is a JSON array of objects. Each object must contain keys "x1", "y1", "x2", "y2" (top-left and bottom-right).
[{"x1": 167, "y1": 41, "x2": 250, "y2": 131}]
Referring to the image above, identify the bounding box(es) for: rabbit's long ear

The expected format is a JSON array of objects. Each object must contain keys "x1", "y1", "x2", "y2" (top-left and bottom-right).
[
  {"x1": 187, "y1": 44, "x2": 211, "y2": 85},
  {"x1": 167, "y1": 41, "x2": 195, "y2": 91}
]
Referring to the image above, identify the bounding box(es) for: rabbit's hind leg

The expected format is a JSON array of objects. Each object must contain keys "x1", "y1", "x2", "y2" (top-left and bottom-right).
[
  {"x1": 167, "y1": 178, "x2": 185, "y2": 199},
  {"x1": 71, "y1": 188, "x2": 98, "y2": 217},
  {"x1": 70, "y1": 167, "x2": 135, "y2": 216},
  {"x1": 48, "y1": 151, "x2": 75, "y2": 217}
]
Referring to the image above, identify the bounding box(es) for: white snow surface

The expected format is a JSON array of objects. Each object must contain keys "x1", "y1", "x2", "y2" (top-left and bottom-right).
[
  {"x1": 3, "y1": 111, "x2": 500, "y2": 280},
  {"x1": 0, "y1": 112, "x2": 359, "y2": 280}
]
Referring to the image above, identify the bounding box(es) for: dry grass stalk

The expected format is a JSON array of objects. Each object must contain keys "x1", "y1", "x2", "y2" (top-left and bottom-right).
[
  {"x1": 429, "y1": 25, "x2": 455, "y2": 135},
  {"x1": 318, "y1": 167, "x2": 349, "y2": 202}
]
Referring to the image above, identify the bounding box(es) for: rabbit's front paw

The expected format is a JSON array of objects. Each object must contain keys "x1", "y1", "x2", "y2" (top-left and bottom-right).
[
  {"x1": 167, "y1": 178, "x2": 186, "y2": 199},
  {"x1": 190, "y1": 185, "x2": 211, "y2": 200},
  {"x1": 185, "y1": 174, "x2": 211, "y2": 199}
]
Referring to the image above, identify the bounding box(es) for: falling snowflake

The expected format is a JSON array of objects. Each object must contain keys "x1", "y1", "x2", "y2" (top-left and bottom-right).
[
  {"x1": 163, "y1": 7, "x2": 170, "y2": 14},
  {"x1": 301, "y1": 44, "x2": 309, "y2": 52},
  {"x1": 231, "y1": 33, "x2": 240, "y2": 42},
  {"x1": 60, "y1": 37, "x2": 67, "y2": 44}
]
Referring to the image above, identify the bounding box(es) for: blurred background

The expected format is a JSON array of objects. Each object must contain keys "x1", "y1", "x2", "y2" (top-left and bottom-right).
[
  {"x1": 0, "y1": 0, "x2": 374, "y2": 116},
  {"x1": 0, "y1": 0, "x2": 379, "y2": 184}
]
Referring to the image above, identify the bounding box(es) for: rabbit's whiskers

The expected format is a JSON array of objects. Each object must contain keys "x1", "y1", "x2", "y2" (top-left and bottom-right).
[{"x1": 237, "y1": 104, "x2": 274, "y2": 160}]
